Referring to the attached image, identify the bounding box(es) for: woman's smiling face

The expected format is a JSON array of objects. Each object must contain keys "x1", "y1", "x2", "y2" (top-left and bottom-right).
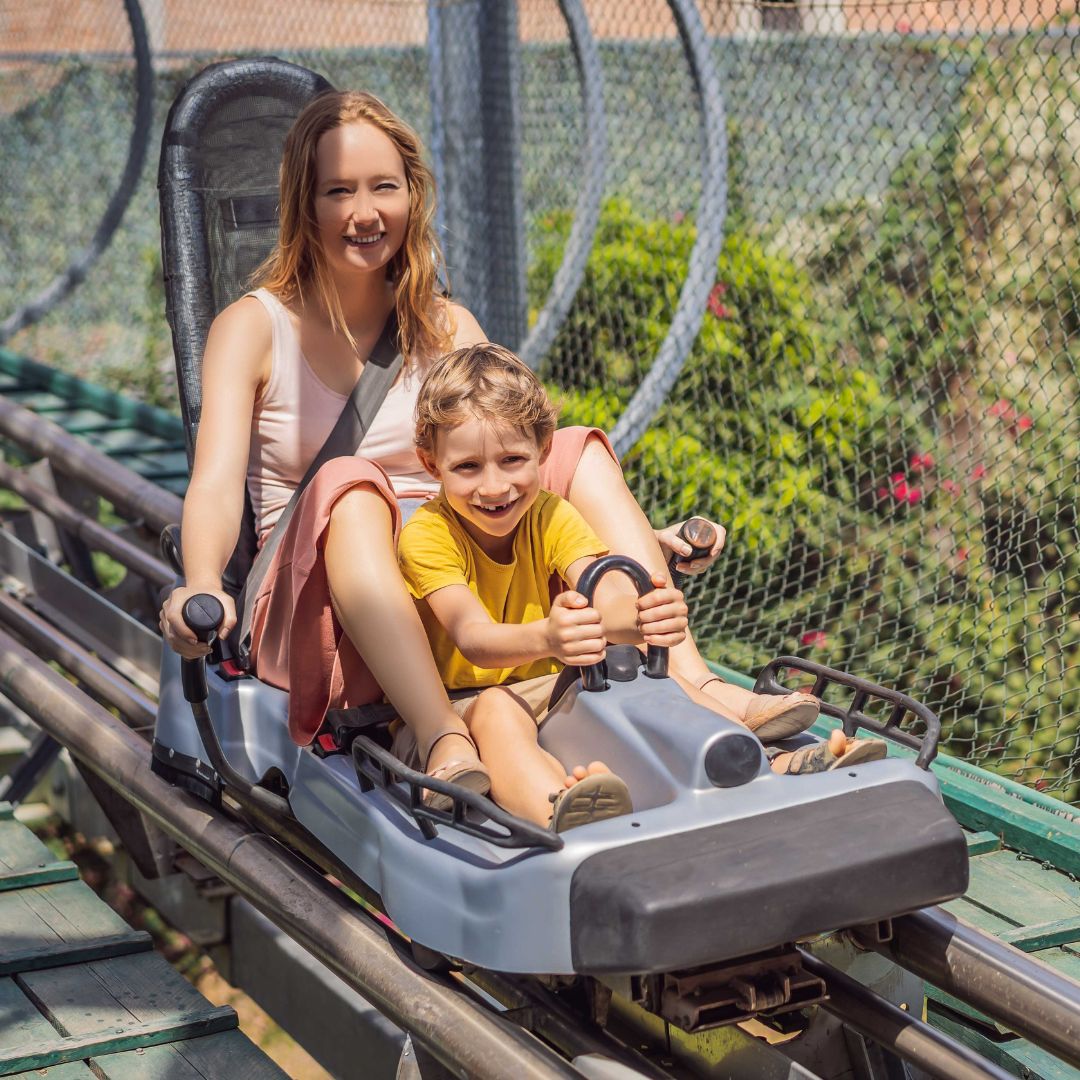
[{"x1": 313, "y1": 121, "x2": 410, "y2": 278}]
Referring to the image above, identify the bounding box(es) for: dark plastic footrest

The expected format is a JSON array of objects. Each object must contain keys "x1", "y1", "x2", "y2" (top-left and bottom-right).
[
  {"x1": 754, "y1": 656, "x2": 941, "y2": 768},
  {"x1": 351, "y1": 736, "x2": 562, "y2": 851}
]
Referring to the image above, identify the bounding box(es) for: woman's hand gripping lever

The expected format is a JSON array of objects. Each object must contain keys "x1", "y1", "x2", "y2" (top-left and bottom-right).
[
  {"x1": 180, "y1": 595, "x2": 290, "y2": 817},
  {"x1": 666, "y1": 517, "x2": 718, "y2": 591}
]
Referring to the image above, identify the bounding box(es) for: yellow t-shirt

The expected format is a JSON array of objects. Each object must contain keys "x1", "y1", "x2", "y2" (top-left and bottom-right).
[{"x1": 398, "y1": 490, "x2": 608, "y2": 689}]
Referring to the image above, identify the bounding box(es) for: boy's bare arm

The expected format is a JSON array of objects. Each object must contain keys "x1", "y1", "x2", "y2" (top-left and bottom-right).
[{"x1": 425, "y1": 581, "x2": 606, "y2": 668}]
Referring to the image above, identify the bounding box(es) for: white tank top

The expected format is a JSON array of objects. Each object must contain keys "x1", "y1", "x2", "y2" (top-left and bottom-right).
[{"x1": 246, "y1": 288, "x2": 439, "y2": 540}]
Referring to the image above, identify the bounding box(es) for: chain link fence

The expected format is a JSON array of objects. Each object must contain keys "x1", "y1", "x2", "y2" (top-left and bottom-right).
[{"x1": 1, "y1": 1, "x2": 1078, "y2": 800}]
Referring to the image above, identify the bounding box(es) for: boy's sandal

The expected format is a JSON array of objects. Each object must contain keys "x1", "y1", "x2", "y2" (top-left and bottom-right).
[
  {"x1": 773, "y1": 736, "x2": 887, "y2": 776},
  {"x1": 741, "y1": 692, "x2": 820, "y2": 742},
  {"x1": 548, "y1": 772, "x2": 633, "y2": 833},
  {"x1": 422, "y1": 732, "x2": 491, "y2": 811}
]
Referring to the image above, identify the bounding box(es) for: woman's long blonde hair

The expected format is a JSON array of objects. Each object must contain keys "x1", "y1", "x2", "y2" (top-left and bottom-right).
[{"x1": 253, "y1": 90, "x2": 450, "y2": 362}]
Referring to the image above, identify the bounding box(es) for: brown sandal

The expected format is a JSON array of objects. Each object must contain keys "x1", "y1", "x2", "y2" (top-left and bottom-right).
[
  {"x1": 548, "y1": 772, "x2": 632, "y2": 833},
  {"x1": 742, "y1": 692, "x2": 820, "y2": 742},
  {"x1": 773, "y1": 735, "x2": 887, "y2": 775},
  {"x1": 422, "y1": 732, "x2": 491, "y2": 811}
]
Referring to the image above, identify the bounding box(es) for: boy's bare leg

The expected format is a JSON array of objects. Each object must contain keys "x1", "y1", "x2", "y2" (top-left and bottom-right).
[
  {"x1": 324, "y1": 486, "x2": 477, "y2": 775},
  {"x1": 567, "y1": 439, "x2": 760, "y2": 718},
  {"x1": 466, "y1": 688, "x2": 612, "y2": 826}
]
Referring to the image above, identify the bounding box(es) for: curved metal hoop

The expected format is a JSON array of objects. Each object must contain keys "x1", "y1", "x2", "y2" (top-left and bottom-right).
[
  {"x1": 610, "y1": 0, "x2": 728, "y2": 456},
  {"x1": 0, "y1": 0, "x2": 154, "y2": 344},
  {"x1": 518, "y1": 0, "x2": 607, "y2": 369}
]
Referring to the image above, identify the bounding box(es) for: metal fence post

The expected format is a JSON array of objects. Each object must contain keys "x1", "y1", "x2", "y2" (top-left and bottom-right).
[{"x1": 429, "y1": 0, "x2": 526, "y2": 348}]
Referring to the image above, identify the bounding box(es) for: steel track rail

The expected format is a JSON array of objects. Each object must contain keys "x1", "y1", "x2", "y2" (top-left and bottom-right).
[{"x1": 0, "y1": 625, "x2": 585, "y2": 1080}]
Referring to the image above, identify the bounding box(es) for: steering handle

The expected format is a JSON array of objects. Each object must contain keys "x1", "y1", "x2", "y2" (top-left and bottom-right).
[
  {"x1": 667, "y1": 517, "x2": 716, "y2": 590},
  {"x1": 574, "y1": 555, "x2": 668, "y2": 691},
  {"x1": 179, "y1": 593, "x2": 225, "y2": 703}
]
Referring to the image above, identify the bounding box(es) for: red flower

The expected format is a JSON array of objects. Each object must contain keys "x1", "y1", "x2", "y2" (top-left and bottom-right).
[
  {"x1": 1034, "y1": 778, "x2": 1049, "y2": 792},
  {"x1": 910, "y1": 452, "x2": 934, "y2": 472},
  {"x1": 971, "y1": 464, "x2": 986, "y2": 480},
  {"x1": 1013, "y1": 414, "x2": 1033, "y2": 435},
  {"x1": 707, "y1": 283, "x2": 730, "y2": 319},
  {"x1": 941, "y1": 479, "x2": 961, "y2": 496},
  {"x1": 800, "y1": 630, "x2": 828, "y2": 648},
  {"x1": 905, "y1": 487, "x2": 923, "y2": 505},
  {"x1": 956, "y1": 547, "x2": 969, "y2": 562},
  {"x1": 987, "y1": 399, "x2": 1014, "y2": 421},
  {"x1": 879, "y1": 472, "x2": 922, "y2": 505}
]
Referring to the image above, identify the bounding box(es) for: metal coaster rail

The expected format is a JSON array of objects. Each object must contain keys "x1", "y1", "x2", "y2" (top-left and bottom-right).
[{"x1": 1, "y1": 390, "x2": 1080, "y2": 1078}]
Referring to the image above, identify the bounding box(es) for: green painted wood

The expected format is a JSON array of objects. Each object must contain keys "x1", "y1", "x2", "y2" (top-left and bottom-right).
[
  {"x1": 0, "y1": 819, "x2": 77, "y2": 892},
  {"x1": 0, "y1": 864, "x2": 79, "y2": 892},
  {"x1": 6, "y1": 1064, "x2": 92, "y2": 1078},
  {"x1": 91, "y1": 1031, "x2": 290, "y2": 1079},
  {"x1": 1000, "y1": 916, "x2": 1080, "y2": 952},
  {"x1": 929, "y1": 1002, "x2": 1080, "y2": 1080},
  {"x1": 0, "y1": 350, "x2": 184, "y2": 443},
  {"x1": 0, "y1": 882, "x2": 151, "y2": 976},
  {"x1": 0, "y1": 978, "x2": 59, "y2": 1056},
  {"x1": 0, "y1": 1007, "x2": 236, "y2": 1075},
  {"x1": 1, "y1": 952, "x2": 238, "y2": 1075},
  {"x1": 0, "y1": 805, "x2": 13, "y2": 821},
  {"x1": 966, "y1": 830, "x2": 1003, "y2": 856},
  {"x1": 7, "y1": 393, "x2": 73, "y2": 413},
  {"x1": 964, "y1": 853, "x2": 1077, "y2": 927},
  {"x1": 940, "y1": 896, "x2": 1017, "y2": 936}
]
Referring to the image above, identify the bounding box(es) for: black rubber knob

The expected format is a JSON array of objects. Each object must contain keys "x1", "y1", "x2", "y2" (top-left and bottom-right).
[
  {"x1": 182, "y1": 594, "x2": 224, "y2": 644},
  {"x1": 667, "y1": 517, "x2": 717, "y2": 589}
]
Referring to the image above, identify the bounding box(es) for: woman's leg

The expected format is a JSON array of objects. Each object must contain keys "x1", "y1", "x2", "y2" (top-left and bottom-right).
[
  {"x1": 323, "y1": 485, "x2": 476, "y2": 774},
  {"x1": 566, "y1": 437, "x2": 762, "y2": 719}
]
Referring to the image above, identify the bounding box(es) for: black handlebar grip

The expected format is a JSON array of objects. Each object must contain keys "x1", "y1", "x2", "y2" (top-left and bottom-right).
[
  {"x1": 180, "y1": 594, "x2": 224, "y2": 703},
  {"x1": 182, "y1": 594, "x2": 225, "y2": 644},
  {"x1": 667, "y1": 517, "x2": 717, "y2": 589},
  {"x1": 574, "y1": 554, "x2": 668, "y2": 691}
]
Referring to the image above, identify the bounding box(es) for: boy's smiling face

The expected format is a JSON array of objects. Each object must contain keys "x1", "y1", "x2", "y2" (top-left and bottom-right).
[{"x1": 419, "y1": 413, "x2": 550, "y2": 560}]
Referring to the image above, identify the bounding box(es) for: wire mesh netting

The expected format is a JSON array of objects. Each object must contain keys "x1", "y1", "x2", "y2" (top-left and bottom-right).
[{"x1": 1, "y1": 0, "x2": 1078, "y2": 800}]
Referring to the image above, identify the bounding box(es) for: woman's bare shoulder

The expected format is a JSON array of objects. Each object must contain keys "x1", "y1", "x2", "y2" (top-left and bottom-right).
[
  {"x1": 204, "y1": 294, "x2": 273, "y2": 384},
  {"x1": 438, "y1": 298, "x2": 486, "y2": 349}
]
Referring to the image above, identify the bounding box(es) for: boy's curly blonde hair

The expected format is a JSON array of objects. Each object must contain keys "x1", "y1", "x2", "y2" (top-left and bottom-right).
[{"x1": 415, "y1": 344, "x2": 559, "y2": 455}]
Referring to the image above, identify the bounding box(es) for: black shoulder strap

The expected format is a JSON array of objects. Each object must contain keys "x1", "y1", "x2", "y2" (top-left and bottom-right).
[{"x1": 234, "y1": 312, "x2": 404, "y2": 666}]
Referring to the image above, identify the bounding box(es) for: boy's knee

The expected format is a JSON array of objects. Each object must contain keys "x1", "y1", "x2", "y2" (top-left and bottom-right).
[{"x1": 467, "y1": 687, "x2": 527, "y2": 737}]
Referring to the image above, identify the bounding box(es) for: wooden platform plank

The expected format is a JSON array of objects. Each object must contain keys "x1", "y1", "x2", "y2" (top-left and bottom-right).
[
  {"x1": 1000, "y1": 916, "x2": 1080, "y2": 952},
  {"x1": 0, "y1": 882, "x2": 151, "y2": 976},
  {"x1": 965, "y1": 830, "x2": 1002, "y2": 857},
  {"x1": 0, "y1": 978, "x2": 58, "y2": 1055},
  {"x1": 6, "y1": 1063, "x2": 92, "y2": 1078},
  {"x1": 964, "y1": 850, "x2": 1079, "y2": 927},
  {"x1": 0, "y1": 819, "x2": 78, "y2": 892},
  {"x1": 18, "y1": 952, "x2": 238, "y2": 1039},
  {"x1": 91, "y1": 1030, "x2": 290, "y2": 1079}
]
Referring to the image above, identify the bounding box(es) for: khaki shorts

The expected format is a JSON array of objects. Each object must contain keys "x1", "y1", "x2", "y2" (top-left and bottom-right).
[{"x1": 389, "y1": 671, "x2": 562, "y2": 770}]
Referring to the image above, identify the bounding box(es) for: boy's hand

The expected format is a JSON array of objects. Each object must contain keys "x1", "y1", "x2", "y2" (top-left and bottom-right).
[
  {"x1": 636, "y1": 573, "x2": 688, "y2": 647},
  {"x1": 547, "y1": 591, "x2": 606, "y2": 666}
]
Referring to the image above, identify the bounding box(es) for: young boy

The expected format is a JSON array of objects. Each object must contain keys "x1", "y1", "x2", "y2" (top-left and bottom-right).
[{"x1": 395, "y1": 345, "x2": 884, "y2": 831}]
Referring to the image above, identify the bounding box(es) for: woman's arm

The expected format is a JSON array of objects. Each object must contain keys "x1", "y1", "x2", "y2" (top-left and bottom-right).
[{"x1": 159, "y1": 297, "x2": 270, "y2": 657}]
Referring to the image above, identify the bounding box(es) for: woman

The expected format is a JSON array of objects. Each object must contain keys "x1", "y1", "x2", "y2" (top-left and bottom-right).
[{"x1": 160, "y1": 90, "x2": 818, "y2": 793}]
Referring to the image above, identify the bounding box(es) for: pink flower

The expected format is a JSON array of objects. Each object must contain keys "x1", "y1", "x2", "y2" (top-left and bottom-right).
[
  {"x1": 905, "y1": 487, "x2": 923, "y2": 505},
  {"x1": 879, "y1": 472, "x2": 922, "y2": 506},
  {"x1": 910, "y1": 452, "x2": 934, "y2": 472},
  {"x1": 987, "y1": 399, "x2": 1014, "y2": 421},
  {"x1": 896, "y1": 17, "x2": 912, "y2": 33},
  {"x1": 956, "y1": 547, "x2": 969, "y2": 562},
  {"x1": 707, "y1": 283, "x2": 730, "y2": 319},
  {"x1": 673, "y1": 210, "x2": 685, "y2": 224},
  {"x1": 941, "y1": 479, "x2": 961, "y2": 496},
  {"x1": 1012, "y1": 414, "x2": 1033, "y2": 435},
  {"x1": 800, "y1": 630, "x2": 828, "y2": 648},
  {"x1": 971, "y1": 464, "x2": 986, "y2": 480}
]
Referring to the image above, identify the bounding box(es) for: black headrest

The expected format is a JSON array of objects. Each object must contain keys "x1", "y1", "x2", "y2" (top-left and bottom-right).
[{"x1": 158, "y1": 57, "x2": 334, "y2": 461}]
